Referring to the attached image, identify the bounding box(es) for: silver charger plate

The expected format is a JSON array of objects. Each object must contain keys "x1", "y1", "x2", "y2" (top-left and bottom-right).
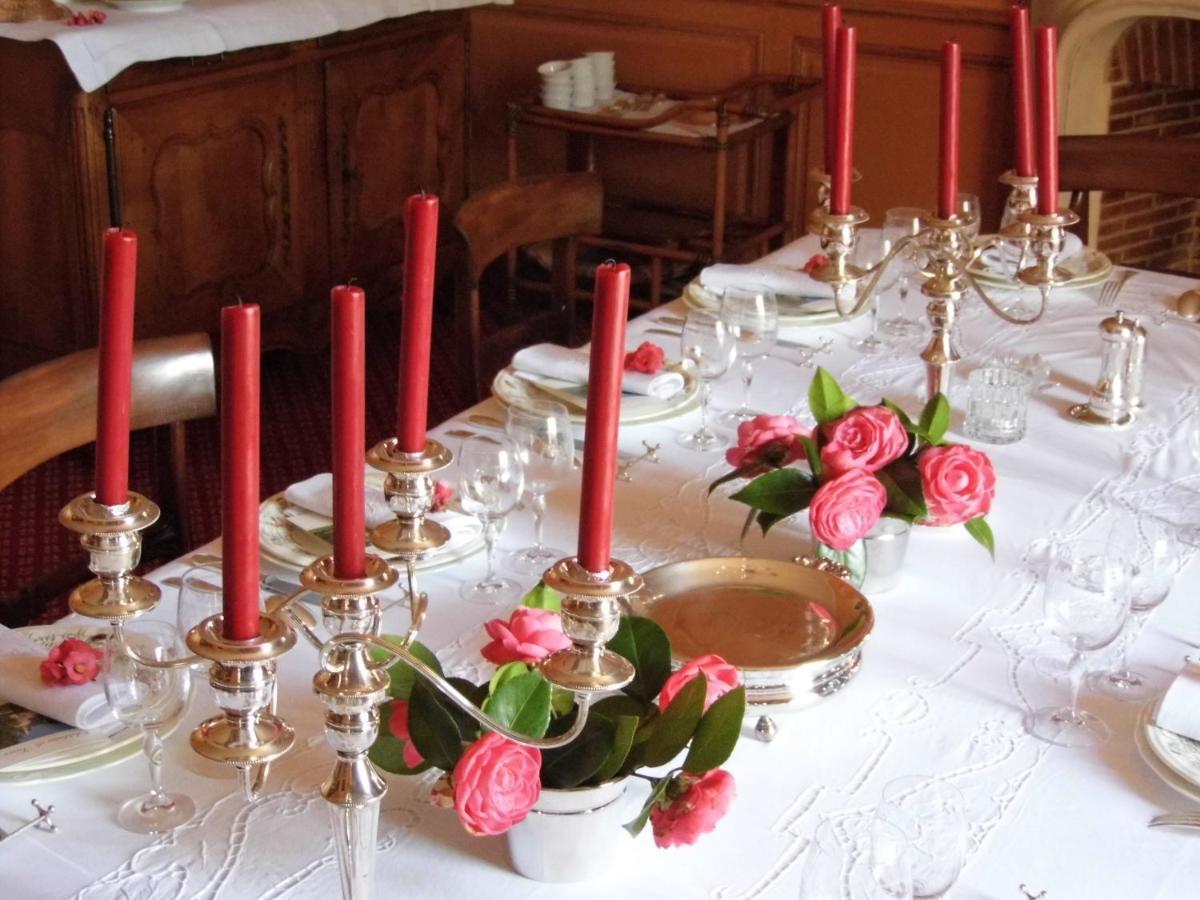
[
  {"x1": 629, "y1": 557, "x2": 874, "y2": 710},
  {"x1": 968, "y1": 244, "x2": 1113, "y2": 291},
  {"x1": 683, "y1": 281, "x2": 863, "y2": 328}
]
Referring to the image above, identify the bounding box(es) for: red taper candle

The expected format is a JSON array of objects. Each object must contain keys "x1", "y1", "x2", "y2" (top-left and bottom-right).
[
  {"x1": 95, "y1": 228, "x2": 137, "y2": 507},
  {"x1": 938, "y1": 42, "x2": 962, "y2": 220},
  {"x1": 1011, "y1": 6, "x2": 1036, "y2": 177},
  {"x1": 829, "y1": 25, "x2": 857, "y2": 215},
  {"x1": 1035, "y1": 25, "x2": 1059, "y2": 214},
  {"x1": 821, "y1": 3, "x2": 842, "y2": 176},
  {"x1": 332, "y1": 285, "x2": 367, "y2": 580},
  {"x1": 577, "y1": 262, "x2": 631, "y2": 574},
  {"x1": 221, "y1": 303, "x2": 261, "y2": 641},
  {"x1": 397, "y1": 194, "x2": 439, "y2": 453}
]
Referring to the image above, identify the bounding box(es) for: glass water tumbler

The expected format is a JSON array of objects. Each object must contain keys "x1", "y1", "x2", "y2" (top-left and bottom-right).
[{"x1": 965, "y1": 367, "x2": 1031, "y2": 444}]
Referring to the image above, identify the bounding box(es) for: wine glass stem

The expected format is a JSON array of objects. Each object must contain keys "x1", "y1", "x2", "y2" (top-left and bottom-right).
[
  {"x1": 869, "y1": 295, "x2": 880, "y2": 340},
  {"x1": 700, "y1": 379, "x2": 713, "y2": 435},
  {"x1": 482, "y1": 517, "x2": 500, "y2": 581},
  {"x1": 143, "y1": 727, "x2": 170, "y2": 810},
  {"x1": 1115, "y1": 611, "x2": 1145, "y2": 674},
  {"x1": 740, "y1": 358, "x2": 754, "y2": 411},
  {"x1": 1065, "y1": 651, "x2": 1086, "y2": 719},
  {"x1": 530, "y1": 491, "x2": 547, "y2": 551}
]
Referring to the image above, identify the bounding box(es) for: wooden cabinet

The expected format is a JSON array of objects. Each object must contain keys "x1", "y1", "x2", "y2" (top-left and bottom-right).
[{"x1": 0, "y1": 12, "x2": 467, "y2": 372}]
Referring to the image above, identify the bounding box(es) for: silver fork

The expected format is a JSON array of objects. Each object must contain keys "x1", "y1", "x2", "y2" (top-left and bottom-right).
[
  {"x1": 1098, "y1": 268, "x2": 1135, "y2": 308},
  {"x1": 1148, "y1": 812, "x2": 1200, "y2": 829}
]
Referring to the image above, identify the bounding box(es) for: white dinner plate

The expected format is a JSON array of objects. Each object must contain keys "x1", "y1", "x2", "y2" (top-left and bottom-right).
[
  {"x1": 1135, "y1": 702, "x2": 1200, "y2": 803},
  {"x1": 259, "y1": 495, "x2": 485, "y2": 573},
  {"x1": 683, "y1": 281, "x2": 865, "y2": 327},
  {"x1": 104, "y1": 0, "x2": 187, "y2": 12},
  {"x1": 491, "y1": 363, "x2": 700, "y2": 427},
  {"x1": 968, "y1": 243, "x2": 1113, "y2": 291}
]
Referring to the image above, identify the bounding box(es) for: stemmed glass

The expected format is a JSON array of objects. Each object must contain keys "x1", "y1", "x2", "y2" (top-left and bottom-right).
[
  {"x1": 879, "y1": 208, "x2": 926, "y2": 339},
  {"x1": 851, "y1": 231, "x2": 897, "y2": 355},
  {"x1": 505, "y1": 400, "x2": 574, "y2": 575},
  {"x1": 955, "y1": 192, "x2": 981, "y2": 241},
  {"x1": 1093, "y1": 513, "x2": 1181, "y2": 702},
  {"x1": 875, "y1": 777, "x2": 966, "y2": 899},
  {"x1": 458, "y1": 434, "x2": 525, "y2": 604},
  {"x1": 719, "y1": 285, "x2": 778, "y2": 426},
  {"x1": 678, "y1": 309, "x2": 737, "y2": 451},
  {"x1": 1026, "y1": 538, "x2": 1131, "y2": 748},
  {"x1": 104, "y1": 620, "x2": 195, "y2": 834},
  {"x1": 176, "y1": 565, "x2": 223, "y2": 639},
  {"x1": 800, "y1": 818, "x2": 914, "y2": 899}
]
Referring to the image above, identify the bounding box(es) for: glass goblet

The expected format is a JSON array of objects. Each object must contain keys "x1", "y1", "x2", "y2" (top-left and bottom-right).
[
  {"x1": 875, "y1": 777, "x2": 966, "y2": 899},
  {"x1": 104, "y1": 619, "x2": 195, "y2": 834},
  {"x1": 879, "y1": 208, "x2": 926, "y2": 339},
  {"x1": 1026, "y1": 538, "x2": 1131, "y2": 748},
  {"x1": 955, "y1": 192, "x2": 981, "y2": 241},
  {"x1": 458, "y1": 434, "x2": 525, "y2": 605},
  {"x1": 1093, "y1": 513, "x2": 1181, "y2": 702},
  {"x1": 176, "y1": 565, "x2": 223, "y2": 639},
  {"x1": 800, "y1": 817, "x2": 914, "y2": 899},
  {"x1": 678, "y1": 309, "x2": 737, "y2": 451},
  {"x1": 505, "y1": 400, "x2": 574, "y2": 575},
  {"x1": 719, "y1": 285, "x2": 778, "y2": 427},
  {"x1": 850, "y1": 230, "x2": 895, "y2": 355}
]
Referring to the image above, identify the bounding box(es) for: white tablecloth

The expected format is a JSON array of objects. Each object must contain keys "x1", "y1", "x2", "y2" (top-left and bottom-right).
[
  {"x1": 4, "y1": 235, "x2": 1200, "y2": 899},
  {"x1": 0, "y1": 0, "x2": 509, "y2": 92}
]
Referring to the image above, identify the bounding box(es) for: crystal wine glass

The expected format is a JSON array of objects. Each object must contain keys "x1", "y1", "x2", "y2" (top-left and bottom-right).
[
  {"x1": 505, "y1": 400, "x2": 574, "y2": 575},
  {"x1": 458, "y1": 434, "x2": 525, "y2": 604},
  {"x1": 955, "y1": 192, "x2": 981, "y2": 241},
  {"x1": 875, "y1": 777, "x2": 966, "y2": 899},
  {"x1": 1093, "y1": 513, "x2": 1181, "y2": 702},
  {"x1": 879, "y1": 208, "x2": 926, "y2": 339},
  {"x1": 1027, "y1": 538, "x2": 1131, "y2": 748},
  {"x1": 719, "y1": 284, "x2": 778, "y2": 426},
  {"x1": 678, "y1": 309, "x2": 737, "y2": 451},
  {"x1": 799, "y1": 817, "x2": 914, "y2": 899},
  {"x1": 176, "y1": 565, "x2": 223, "y2": 639},
  {"x1": 104, "y1": 619, "x2": 195, "y2": 834},
  {"x1": 851, "y1": 230, "x2": 897, "y2": 355}
]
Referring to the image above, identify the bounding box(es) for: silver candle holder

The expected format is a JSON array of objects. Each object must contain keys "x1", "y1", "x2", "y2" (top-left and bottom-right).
[{"x1": 59, "y1": 491, "x2": 161, "y2": 620}]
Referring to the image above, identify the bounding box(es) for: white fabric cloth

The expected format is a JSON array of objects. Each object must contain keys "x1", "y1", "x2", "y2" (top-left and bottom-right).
[
  {"x1": 283, "y1": 471, "x2": 394, "y2": 529},
  {"x1": 0, "y1": 626, "x2": 113, "y2": 731},
  {"x1": 3, "y1": 235, "x2": 1199, "y2": 899},
  {"x1": 511, "y1": 342, "x2": 684, "y2": 399},
  {"x1": 699, "y1": 262, "x2": 833, "y2": 299},
  {"x1": 0, "y1": 0, "x2": 510, "y2": 92},
  {"x1": 1155, "y1": 663, "x2": 1200, "y2": 740}
]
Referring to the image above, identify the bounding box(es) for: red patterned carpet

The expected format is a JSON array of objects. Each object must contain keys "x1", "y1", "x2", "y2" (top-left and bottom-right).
[{"x1": 0, "y1": 309, "x2": 468, "y2": 624}]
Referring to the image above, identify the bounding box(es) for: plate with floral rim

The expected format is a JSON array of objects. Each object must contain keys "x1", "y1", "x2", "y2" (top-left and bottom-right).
[{"x1": 1135, "y1": 701, "x2": 1200, "y2": 803}]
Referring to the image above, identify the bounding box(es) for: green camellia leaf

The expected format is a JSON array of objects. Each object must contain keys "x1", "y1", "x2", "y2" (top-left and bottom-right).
[
  {"x1": 730, "y1": 468, "x2": 816, "y2": 516},
  {"x1": 373, "y1": 640, "x2": 442, "y2": 701},
  {"x1": 798, "y1": 435, "x2": 823, "y2": 478},
  {"x1": 540, "y1": 715, "x2": 615, "y2": 789},
  {"x1": 756, "y1": 510, "x2": 788, "y2": 536},
  {"x1": 876, "y1": 460, "x2": 927, "y2": 520},
  {"x1": 481, "y1": 670, "x2": 551, "y2": 739},
  {"x1": 808, "y1": 367, "x2": 858, "y2": 424},
  {"x1": 682, "y1": 686, "x2": 746, "y2": 774},
  {"x1": 624, "y1": 773, "x2": 675, "y2": 838},
  {"x1": 607, "y1": 616, "x2": 672, "y2": 705},
  {"x1": 642, "y1": 673, "x2": 706, "y2": 767},
  {"x1": 368, "y1": 732, "x2": 432, "y2": 776},
  {"x1": 882, "y1": 398, "x2": 917, "y2": 433},
  {"x1": 708, "y1": 463, "x2": 761, "y2": 495},
  {"x1": 520, "y1": 582, "x2": 562, "y2": 612},
  {"x1": 964, "y1": 516, "x2": 996, "y2": 559},
  {"x1": 408, "y1": 680, "x2": 465, "y2": 772},
  {"x1": 550, "y1": 685, "x2": 576, "y2": 717},
  {"x1": 488, "y1": 661, "x2": 530, "y2": 698},
  {"x1": 593, "y1": 714, "x2": 640, "y2": 783},
  {"x1": 918, "y1": 393, "x2": 951, "y2": 445}
]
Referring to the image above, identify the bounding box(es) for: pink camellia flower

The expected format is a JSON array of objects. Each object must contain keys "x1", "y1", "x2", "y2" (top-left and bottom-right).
[
  {"x1": 624, "y1": 341, "x2": 666, "y2": 375},
  {"x1": 725, "y1": 414, "x2": 810, "y2": 473},
  {"x1": 820, "y1": 406, "x2": 909, "y2": 476},
  {"x1": 657, "y1": 654, "x2": 740, "y2": 713},
  {"x1": 388, "y1": 700, "x2": 424, "y2": 769},
  {"x1": 452, "y1": 732, "x2": 542, "y2": 835},
  {"x1": 481, "y1": 607, "x2": 572, "y2": 666},
  {"x1": 918, "y1": 443, "x2": 997, "y2": 526},
  {"x1": 650, "y1": 769, "x2": 737, "y2": 848},
  {"x1": 808, "y1": 468, "x2": 887, "y2": 551},
  {"x1": 39, "y1": 638, "x2": 103, "y2": 686},
  {"x1": 431, "y1": 480, "x2": 453, "y2": 513},
  {"x1": 802, "y1": 253, "x2": 830, "y2": 275}
]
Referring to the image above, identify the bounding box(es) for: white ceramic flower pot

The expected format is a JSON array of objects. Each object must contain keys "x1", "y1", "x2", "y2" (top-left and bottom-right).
[{"x1": 506, "y1": 778, "x2": 632, "y2": 882}]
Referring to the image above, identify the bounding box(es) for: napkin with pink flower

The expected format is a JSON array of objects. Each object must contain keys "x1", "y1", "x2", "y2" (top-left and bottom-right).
[
  {"x1": 512, "y1": 343, "x2": 685, "y2": 400},
  {"x1": 0, "y1": 625, "x2": 115, "y2": 731}
]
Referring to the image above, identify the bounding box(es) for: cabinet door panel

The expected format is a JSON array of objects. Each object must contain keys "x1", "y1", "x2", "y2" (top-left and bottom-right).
[{"x1": 326, "y1": 25, "x2": 466, "y2": 305}]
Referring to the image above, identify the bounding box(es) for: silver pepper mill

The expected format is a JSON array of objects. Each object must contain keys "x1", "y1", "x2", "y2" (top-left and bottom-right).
[{"x1": 1068, "y1": 310, "x2": 1137, "y2": 427}]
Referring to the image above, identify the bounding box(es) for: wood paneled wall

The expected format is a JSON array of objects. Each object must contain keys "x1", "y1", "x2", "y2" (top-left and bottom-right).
[{"x1": 469, "y1": 0, "x2": 1016, "y2": 231}]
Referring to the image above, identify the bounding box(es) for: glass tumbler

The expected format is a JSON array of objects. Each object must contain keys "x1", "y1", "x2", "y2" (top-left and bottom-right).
[{"x1": 965, "y1": 367, "x2": 1031, "y2": 444}]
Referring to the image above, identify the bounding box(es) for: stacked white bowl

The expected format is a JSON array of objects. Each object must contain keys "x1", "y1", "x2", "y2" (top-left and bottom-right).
[
  {"x1": 587, "y1": 51, "x2": 616, "y2": 103},
  {"x1": 569, "y1": 57, "x2": 595, "y2": 109},
  {"x1": 538, "y1": 60, "x2": 572, "y2": 110}
]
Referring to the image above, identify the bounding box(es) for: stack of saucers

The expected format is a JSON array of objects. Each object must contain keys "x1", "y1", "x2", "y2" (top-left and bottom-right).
[{"x1": 538, "y1": 60, "x2": 572, "y2": 110}]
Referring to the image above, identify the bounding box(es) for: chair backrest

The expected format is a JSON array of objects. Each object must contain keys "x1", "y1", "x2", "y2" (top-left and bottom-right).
[
  {"x1": 0, "y1": 332, "x2": 216, "y2": 492},
  {"x1": 454, "y1": 172, "x2": 603, "y2": 282},
  {"x1": 1059, "y1": 135, "x2": 1200, "y2": 198}
]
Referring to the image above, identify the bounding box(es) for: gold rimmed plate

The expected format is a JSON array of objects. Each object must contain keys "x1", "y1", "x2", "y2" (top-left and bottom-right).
[{"x1": 629, "y1": 557, "x2": 873, "y2": 709}]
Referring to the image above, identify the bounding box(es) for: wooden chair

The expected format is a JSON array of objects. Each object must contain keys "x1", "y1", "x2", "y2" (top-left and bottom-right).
[
  {"x1": 1059, "y1": 134, "x2": 1200, "y2": 240},
  {"x1": 0, "y1": 333, "x2": 216, "y2": 625},
  {"x1": 453, "y1": 172, "x2": 603, "y2": 402}
]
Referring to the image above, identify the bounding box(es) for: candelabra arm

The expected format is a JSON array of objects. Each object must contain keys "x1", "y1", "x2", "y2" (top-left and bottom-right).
[
  {"x1": 401, "y1": 561, "x2": 428, "y2": 649},
  {"x1": 270, "y1": 592, "x2": 328, "y2": 652},
  {"x1": 845, "y1": 232, "x2": 925, "y2": 316},
  {"x1": 964, "y1": 271, "x2": 1048, "y2": 326},
  {"x1": 109, "y1": 620, "x2": 204, "y2": 670},
  {"x1": 342, "y1": 632, "x2": 594, "y2": 750}
]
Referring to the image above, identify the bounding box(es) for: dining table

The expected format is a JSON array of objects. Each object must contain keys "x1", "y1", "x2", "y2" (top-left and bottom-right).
[{"x1": 3, "y1": 232, "x2": 1200, "y2": 900}]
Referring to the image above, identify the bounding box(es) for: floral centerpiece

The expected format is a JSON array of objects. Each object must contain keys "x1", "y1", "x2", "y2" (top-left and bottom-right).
[
  {"x1": 710, "y1": 368, "x2": 996, "y2": 574},
  {"x1": 369, "y1": 585, "x2": 746, "y2": 861}
]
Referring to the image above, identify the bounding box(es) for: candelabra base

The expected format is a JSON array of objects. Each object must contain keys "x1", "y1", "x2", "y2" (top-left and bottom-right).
[
  {"x1": 327, "y1": 794, "x2": 382, "y2": 900},
  {"x1": 1068, "y1": 403, "x2": 1134, "y2": 428}
]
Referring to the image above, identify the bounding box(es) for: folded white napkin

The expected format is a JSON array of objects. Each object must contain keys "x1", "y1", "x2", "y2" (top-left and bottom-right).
[
  {"x1": 1155, "y1": 665, "x2": 1200, "y2": 741},
  {"x1": 511, "y1": 343, "x2": 685, "y2": 400},
  {"x1": 979, "y1": 231, "x2": 1084, "y2": 273},
  {"x1": 0, "y1": 626, "x2": 115, "y2": 732},
  {"x1": 284, "y1": 472, "x2": 394, "y2": 529},
  {"x1": 698, "y1": 263, "x2": 832, "y2": 299}
]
